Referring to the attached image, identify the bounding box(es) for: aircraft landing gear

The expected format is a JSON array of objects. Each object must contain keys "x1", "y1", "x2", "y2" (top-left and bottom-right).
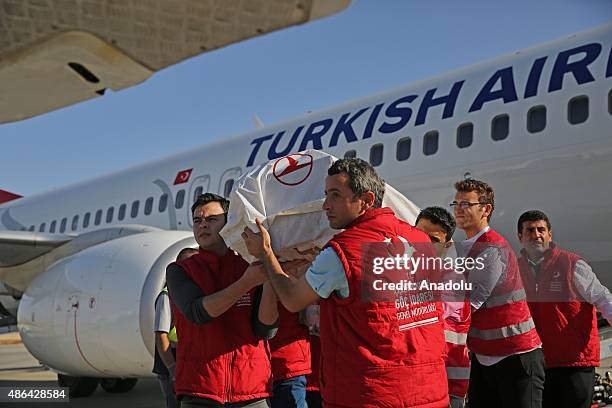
[
  {"x1": 99, "y1": 378, "x2": 138, "y2": 393},
  {"x1": 57, "y1": 374, "x2": 98, "y2": 397}
]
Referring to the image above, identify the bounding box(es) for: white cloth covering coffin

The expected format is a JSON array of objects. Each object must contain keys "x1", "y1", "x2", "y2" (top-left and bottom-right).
[{"x1": 220, "y1": 150, "x2": 420, "y2": 264}]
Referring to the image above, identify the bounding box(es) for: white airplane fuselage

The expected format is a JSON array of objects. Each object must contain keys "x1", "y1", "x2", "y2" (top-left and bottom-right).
[{"x1": 0, "y1": 24, "x2": 611, "y2": 378}]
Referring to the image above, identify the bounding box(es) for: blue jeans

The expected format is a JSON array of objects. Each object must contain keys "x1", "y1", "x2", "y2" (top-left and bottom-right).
[{"x1": 271, "y1": 375, "x2": 307, "y2": 408}]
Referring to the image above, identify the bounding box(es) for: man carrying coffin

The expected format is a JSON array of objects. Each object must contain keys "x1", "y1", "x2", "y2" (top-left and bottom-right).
[{"x1": 243, "y1": 158, "x2": 448, "y2": 408}]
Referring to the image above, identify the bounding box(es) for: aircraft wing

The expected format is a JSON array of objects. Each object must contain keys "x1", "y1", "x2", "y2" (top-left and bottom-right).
[
  {"x1": 0, "y1": 0, "x2": 351, "y2": 124},
  {"x1": 0, "y1": 231, "x2": 74, "y2": 267}
]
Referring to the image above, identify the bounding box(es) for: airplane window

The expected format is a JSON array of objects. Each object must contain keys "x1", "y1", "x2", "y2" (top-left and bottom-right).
[
  {"x1": 83, "y1": 212, "x2": 90, "y2": 228},
  {"x1": 608, "y1": 89, "x2": 612, "y2": 115},
  {"x1": 159, "y1": 193, "x2": 168, "y2": 212},
  {"x1": 50, "y1": 220, "x2": 56, "y2": 233},
  {"x1": 491, "y1": 114, "x2": 509, "y2": 141},
  {"x1": 39, "y1": 222, "x2": 46, "y2": 232},
  {"x1": 29, "y1": 225, "x2": 35, "y2": 232},
  {"x1": 131, "y1": 200, "x2": 140, "y2": 218},
  {"x1": 71, "y1": 215, "x2": 79, "y2": 231},
  {"x1": 145, "y1": 197, "x2": 154, "y2": 215},
  {"x1": 118, "y1": 204, "x2": 126, "y2": 221},
  {"x1": 193, "y1": 186, "x2": 203, "y2": 203},
  {"x1": 175, "y1": 190, "x2": 185, "y2": 209},
  {"x1": 423, "y1": 131, "x2": 439, "y2": 156},
  {"x1": 396, "y1": 137, "x2": 411, "y2": 161},
  {"x1": 568, "y1": 96, "x2": 588, "y2": 125},
  {"x1": 456, "y1": 123, "x2": 473, "y2": 148},
  {"x1": 527, "y1": 105, "x2": 546, "y2": 133},
  {"x1": 106, "y1": 207, "x2": 114, "y2": 223},
  {"x1": 370, "y1": 144, "x2": 384, "y2": 167},
  {"x1": 95, "y1": 209, "x2": 102, "y2": 225},
  {"x1": 60, "y1": 218, "x2": 67, "y2": 233},
  {"x1": 344, "y1": 150, "x2": 357, "y2": 159},
  {"x1": 224, "y1": 179, "x2": 234, "y2": 198}
]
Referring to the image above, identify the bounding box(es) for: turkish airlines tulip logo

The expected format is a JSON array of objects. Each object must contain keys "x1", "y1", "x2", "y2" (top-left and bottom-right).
[{"x1": 272, "y1": 153, "x2": 314, "y2": 186}]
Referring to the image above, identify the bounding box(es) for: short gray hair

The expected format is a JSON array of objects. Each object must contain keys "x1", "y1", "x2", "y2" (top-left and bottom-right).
[{"x1": 328, "y1": 158, "x2": 385, "y2": 207}]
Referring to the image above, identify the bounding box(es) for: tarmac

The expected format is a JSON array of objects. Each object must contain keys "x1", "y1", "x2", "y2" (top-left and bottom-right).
[
  {"x1": 1, "y1": 329, "x2": 611, "y2": 407},
  {"x1": 0, "y1": 331, "x2": 164, "y2": 407}
]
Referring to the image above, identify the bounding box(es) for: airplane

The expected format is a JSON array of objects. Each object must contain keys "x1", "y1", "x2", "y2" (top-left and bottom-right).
[{"x1": 0, "y1": 22, "x2": 610, "y2": 396}]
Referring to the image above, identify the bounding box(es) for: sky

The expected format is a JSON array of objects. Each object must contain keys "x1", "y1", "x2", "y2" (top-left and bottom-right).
[{"x1": 1, "y1": 0, "x2": 611, "y2": 196}]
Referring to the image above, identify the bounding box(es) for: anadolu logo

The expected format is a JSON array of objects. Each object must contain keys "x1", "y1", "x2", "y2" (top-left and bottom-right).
[{"x1": 272, "y1": 153, "x2": 314, "y2": 186}]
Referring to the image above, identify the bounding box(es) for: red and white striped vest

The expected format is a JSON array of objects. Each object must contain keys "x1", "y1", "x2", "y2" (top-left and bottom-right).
[
  {"x1": 443, "y1": 297, "x2": 471, "y2": 398},
  {"x1": 466, "y1": 228, "x2": 542, "y2": 356}
]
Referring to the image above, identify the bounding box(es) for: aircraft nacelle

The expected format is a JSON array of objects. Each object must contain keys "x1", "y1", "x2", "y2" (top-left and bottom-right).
[{"x1": 17, "y1": 231, "x2": 195, "y2": 378}]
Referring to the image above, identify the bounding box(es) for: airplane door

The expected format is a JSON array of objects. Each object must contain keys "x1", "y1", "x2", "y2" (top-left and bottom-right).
[
  {"x1": 218, "y1": 167, "x2": 242, "y2": 198},
  {"x1": 187, "y1": 175, "x2": 210, "y2": 228}
]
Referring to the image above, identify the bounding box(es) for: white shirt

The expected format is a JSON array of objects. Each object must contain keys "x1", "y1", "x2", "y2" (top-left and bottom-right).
[
  {"x1": 154, "y1": 291, "x2": 172, "y2": 333},
  {"x1": 463, "y1": 227, "x2": 506, "y2": 310}
]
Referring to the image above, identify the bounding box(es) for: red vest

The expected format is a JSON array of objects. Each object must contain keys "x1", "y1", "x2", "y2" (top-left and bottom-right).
[
  {"x1": 518, "y1": 245, "x2": 600, "y2": 368},
  {"x1": 305, "y1": 335, "x2": 321, "y2": 392},
  {"x1": 319, "y1": 208, "x2": 449, "y2": 408},
  {"x1": 172, "y1": 249, "x2": 272, "y2": 403},
  {"x1": 269, "y1": 305, "x2": 312, "y2": 381},
  {"x1": 443, "y1": 298, "x2": 471, "y2": 398},
  {"x1": 466, "y1": 229, "x2": 542, "y2": 356}
]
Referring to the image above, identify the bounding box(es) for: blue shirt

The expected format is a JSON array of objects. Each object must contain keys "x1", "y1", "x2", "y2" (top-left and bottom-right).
[{"x1": 305, "y1": 247, "x2": 350, "y2": 299}]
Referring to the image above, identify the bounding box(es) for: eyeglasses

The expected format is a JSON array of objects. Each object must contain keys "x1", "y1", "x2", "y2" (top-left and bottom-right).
[
  {"x1": 193, "y1": 215, "x2": 223, "y2": 224},
  {"x1": 449, "y1": 201, "x2": 483, "y2": 210}
]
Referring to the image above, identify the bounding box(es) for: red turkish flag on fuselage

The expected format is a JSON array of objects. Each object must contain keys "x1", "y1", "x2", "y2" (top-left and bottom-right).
[{"x1": 174, "y1": 169, "x2": 193, "y2": 185}]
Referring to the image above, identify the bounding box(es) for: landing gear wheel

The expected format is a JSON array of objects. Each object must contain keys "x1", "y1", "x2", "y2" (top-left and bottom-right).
[
  {"x1": 100, "y1": 378, "x2": 138, "y2": 393},
  {"x1": 57, "y1": 374, "x2": 98, "y2": 397}
]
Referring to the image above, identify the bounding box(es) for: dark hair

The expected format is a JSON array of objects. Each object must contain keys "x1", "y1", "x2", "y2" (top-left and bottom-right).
[
  {"x1": 328, "y1": 158, "x2": 385, "y2": 207},
  {"x1": 415, "y1": 206, "x2": 456, "y2": 241},
  {"x1": 517, "y1": 210, "x2": 551, "y2": 234},
  {"x1": 191, "y1": 193, "x2": 230, "y2": 221},
  {"x1": 176, "y1": 247, "x2": 198, "y2": 261},
  {"x1": 454, "y1": 179, "x2": 495, "y2": 221}
]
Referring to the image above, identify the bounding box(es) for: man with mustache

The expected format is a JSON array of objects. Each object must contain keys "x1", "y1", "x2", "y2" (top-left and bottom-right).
[{"x1": 517, "y1": 210, "x2": 612, "y2": 408}]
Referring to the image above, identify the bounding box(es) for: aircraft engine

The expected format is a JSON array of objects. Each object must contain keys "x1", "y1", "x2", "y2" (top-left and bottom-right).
[{"x1": 17, "y1": 230, "x2": 196, "y2": 378}]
